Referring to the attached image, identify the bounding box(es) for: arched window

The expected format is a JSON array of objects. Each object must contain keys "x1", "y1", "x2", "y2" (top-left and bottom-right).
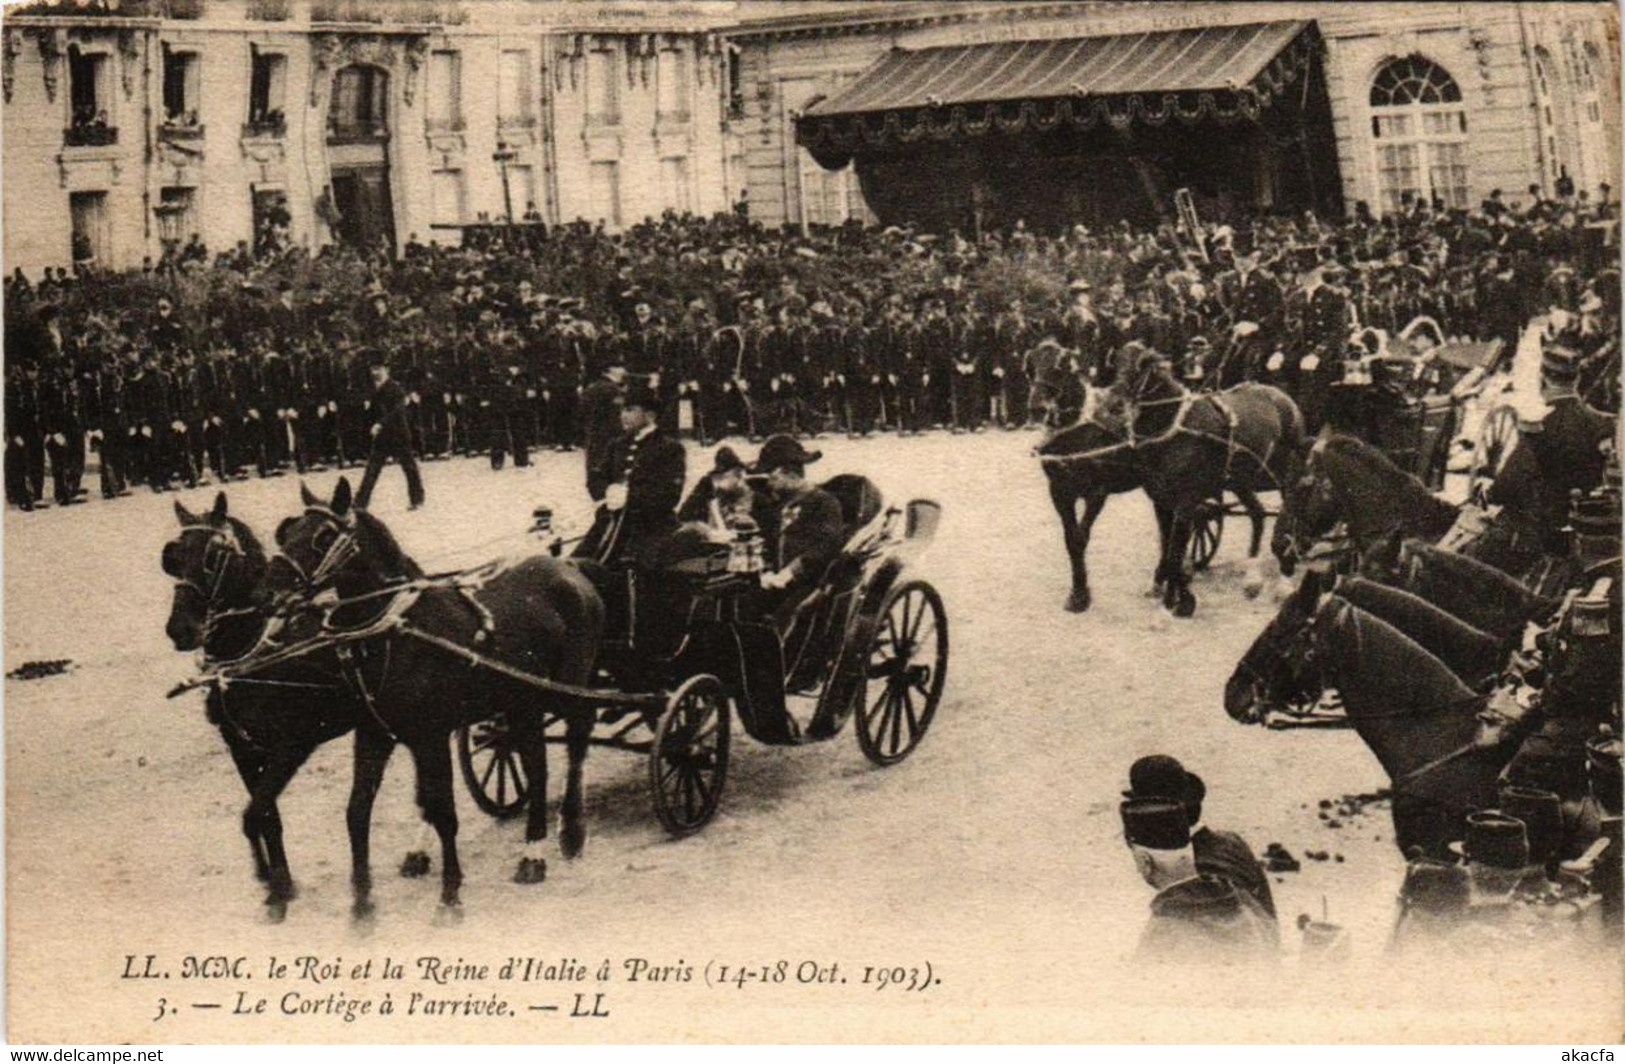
[
  {"x1": 1582, "y1": 43, "x2": 1603, "y2": 125},
  {"x1": 1369, "y1": 55, "x2": 1468, "y2": 212}
]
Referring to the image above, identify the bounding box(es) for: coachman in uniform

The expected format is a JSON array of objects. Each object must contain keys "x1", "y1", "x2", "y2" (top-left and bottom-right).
[{"x1": 576, "y1": 383, "x2": 686, "y2": 568}]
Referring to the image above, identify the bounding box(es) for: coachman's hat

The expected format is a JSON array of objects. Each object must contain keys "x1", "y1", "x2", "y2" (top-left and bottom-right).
[{"x1": 752, "y1": 434, "x2": 822, "y2": 473}]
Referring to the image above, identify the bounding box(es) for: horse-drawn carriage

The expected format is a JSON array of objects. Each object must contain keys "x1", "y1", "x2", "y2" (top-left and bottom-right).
[
  {"x1": 1183, "y1": 319, "x2": 1501, "y2": 568},
  {"x1": 456, "y1": 475, "x2": 949, "y2": 836}
]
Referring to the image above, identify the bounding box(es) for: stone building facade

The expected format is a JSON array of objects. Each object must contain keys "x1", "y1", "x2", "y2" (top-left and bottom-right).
[
  {"x1": 731, "y1": 1, "x2": 1621, "y2": 231},
  {"x1": 2, "y1": 0, "x2": 742, "y2": 273},
  {"x1": 4, "y1": 1, "x2": 1619, "y2": 271}
]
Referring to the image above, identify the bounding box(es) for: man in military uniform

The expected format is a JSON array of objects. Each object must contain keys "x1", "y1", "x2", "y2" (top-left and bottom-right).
[
  {"x1": 1297, "y1": 260, "x2": 1355, "y2": 434},
  {"x1": 747, "y1": 434, "x2": 846, "y2": 636},
  {"x1": 580, "y1": 355, "x2": 627, "y2": 503}
]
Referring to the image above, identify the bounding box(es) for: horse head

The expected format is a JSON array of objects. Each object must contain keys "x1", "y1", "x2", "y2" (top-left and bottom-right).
[
  {"x1": 162, "y1": 492, "x2": 268, "y2": 653},
  {"x1": 1276, "y1": 440, "x2": 1344, "y2": 563},
  {"x1": 1223, "y1": 569, "x2": 1329, "y2": 724},
  {"x1": 268, "y1": 478, "x2": 422, "y2": 615}
]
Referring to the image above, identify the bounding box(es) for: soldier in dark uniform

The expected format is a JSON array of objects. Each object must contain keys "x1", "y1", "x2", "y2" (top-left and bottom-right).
[
  {"x1": 841, "y1": 305, "x2": 880, "y2": 438},
  {"x1": 746, "y1": 434, "x2": 846, "y2": 637},
  {"x1": 5, "y1": 362, "x2": 44, "y2": 510},
  {"x1": 1298, "y1": 261, "x2": 1355, "y2": 434},
  {"x1": 354, "y1": 357, "x2": 425, "y2": 511},
  {"x1": 579, "y1": 357, "x2": 627, "y2": 503},
  {"x1": 1062, "y1": 280, "x2": 1108, "y2": 385},
  {"x1": 949, "y1": 301, "x2": 986, "y2": 432},
  {"x1": 994, "y1": 299, "x2": 1035, "y2": 428},
  {"x1": 486, "y1": 352, "x2": 533, "y2": 471}
]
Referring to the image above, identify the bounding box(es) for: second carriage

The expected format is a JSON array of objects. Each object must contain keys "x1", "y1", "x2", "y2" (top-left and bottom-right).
[
  {"x1": 1186, "y1": 319, "x2": 1502, "y2": 569},
  {"x1": 456, "y1": 474, "x2": 949, "y2": 836}
]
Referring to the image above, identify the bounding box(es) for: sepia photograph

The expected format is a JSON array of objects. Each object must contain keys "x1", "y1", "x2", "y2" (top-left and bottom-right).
[{"x1": 1, "y1": 0, "x2": 1620, "y2": 1045}]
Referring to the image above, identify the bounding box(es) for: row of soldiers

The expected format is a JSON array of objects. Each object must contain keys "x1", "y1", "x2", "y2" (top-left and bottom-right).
[{"x1": 6, "y1": 195, "x2": 1618, "y2": 510}]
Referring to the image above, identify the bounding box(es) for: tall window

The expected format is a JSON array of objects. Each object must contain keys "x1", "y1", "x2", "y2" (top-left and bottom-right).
[
  {"x1": 587, "y1": 48, "x2": 620, "y2": 125},
  {"x1": 660, "y1": 156, "x2": 691, "y2": 214},
  {"x1": 329, "y1": 65, "x2": 387, "y2": 139},
  {"x1": 427, "y1": 50, "x2": 461, "y2": 130},
  {"x1": 1533, "y1": 48, "x2": 1563, "y2": 185},
  {"x1": 67, "y1": 47, "x2": 113, "y2": 142},
  {"x1": 1369, "y1": 55, "x2": 1468, "y2": 212},
  {"x1": 499, "y1": 49, "x2": 532, "y2": 125},
  {"x1": 70, "y1": 191, "x2": 109, "y2": 264},
  {"x1": 162, "y1": 47, "x2": 201, "y2": 125},
  {"x1": 589, "y1": 161, "x2": 621, "y2": 227},
  {"x1": 248, "y1": 48, "x2": 287, "y2": 131},
  {"x1": 1582, "y1": 43, "x2": 1603, "y2": 125},
  {"x1": 657, "y1": 46, "x2": 689, "y2": 123},
  {"x1": 431, "y1": 170, "x2": 464, "y2": 228}
]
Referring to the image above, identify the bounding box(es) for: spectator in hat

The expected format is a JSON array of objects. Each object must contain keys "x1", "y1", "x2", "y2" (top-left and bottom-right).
[
  {"x1": 355, "y1": 356, "x2": 425, "y2": 511},
  {"x1": 1123, "y1": 754, "x2": 1277, "y2": 919}
]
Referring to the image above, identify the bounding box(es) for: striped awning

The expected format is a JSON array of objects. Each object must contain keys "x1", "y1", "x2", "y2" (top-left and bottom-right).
[{"x1": 797, "y1": 20, "x2": 1321, "y2": 164}]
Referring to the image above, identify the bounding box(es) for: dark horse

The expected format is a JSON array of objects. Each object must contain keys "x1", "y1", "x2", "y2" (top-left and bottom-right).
[
  {"x1": 163, "y1": 493, "x2": 392, "y2": 921},
  {"x1": 267, "y1": 478, "x2": 605, "y2": 914},
  {"x1": 1030, "y1": 345, "x2": 1274, "y2": 613},
  {"x1": 1274, "y1": 433, "x2": 1460, "y2": 565},
  {"x1": 1225, "y1": 581, "x2": 1511, "y2": 856},
  {"x1": 1101, "y1": 346, "x2": 1303, "y2": 616},
  {"x1": 1311, "y1": 596, "x2": 1513, "y2": 857}
]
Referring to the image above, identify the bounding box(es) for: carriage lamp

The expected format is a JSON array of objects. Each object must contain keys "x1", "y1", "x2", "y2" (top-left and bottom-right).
[{"x1": 727, "y1": 523, "x2": 765, "y2": 574}]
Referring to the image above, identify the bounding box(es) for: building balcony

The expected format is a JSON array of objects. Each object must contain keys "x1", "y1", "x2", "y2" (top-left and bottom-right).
[
  {"x1": 243, "y1": 114, "x2": 287, "y2": 139},
  {"x1": 326, "y1": 121, "x2": 389, "y2": 145},
  {"x1": 159, "y1": 121, "x2": 205, "y2": 143},
  {"x1": 64, "y1": 124, "x2": 117, "y2": 148}
]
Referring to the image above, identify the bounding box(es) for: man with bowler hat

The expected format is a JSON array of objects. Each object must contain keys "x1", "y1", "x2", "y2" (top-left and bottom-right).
[
  {"x1": 355, "y1": 356, "x2": 425, "y2": 511},
  {"x1": 1123, "y1": 754, "x2": 1276, "y2": 919},
  {"x1": 577, "y1": 382, "x2": 685, "y2": 567}
]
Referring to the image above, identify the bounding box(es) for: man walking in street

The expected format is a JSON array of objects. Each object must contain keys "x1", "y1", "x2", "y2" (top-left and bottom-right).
[{"x1": 355, "y1": 356, "x2": 425, "y2": 511}]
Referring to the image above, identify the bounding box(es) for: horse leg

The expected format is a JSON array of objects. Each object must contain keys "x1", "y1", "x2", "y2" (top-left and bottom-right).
[
  {"x1": 559, "y1": 711, "x2": 592, "y2": 859},
  {"x1": 1049, "y1": 479, "x2": 1090, "y2": 612},
  {"x1": 1165, "y1": 510, "x2": 1198, "y2": 618},
  {"x1": 1150, "y1": 500, "x2": 1175, "y2": 596},
  {"x1": 1237, "y1": 487, "x2": 1266, "y2": 558},
  {"x1": 346, "y1": 724, "x2": 394, "y2": 921},
  {"x1": 243, "y1": 745, "x2": 313, "y2": 922},
  {"x1": 1069, "y1": 491, "x2": 1109, "y2": 613},
  {"x1": 408, "y1": 739, "x2": 463, "y2": 913},
  {"x1": 222, "y1": 730, "x2": 272, "y2": 884},
  {"x1": 513, "y1": 706, "x2": 552, "y2": 885}
]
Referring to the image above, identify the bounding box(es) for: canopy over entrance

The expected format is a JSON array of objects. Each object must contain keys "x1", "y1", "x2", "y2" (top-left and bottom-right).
[{"x1": 796, "y1": 20, "x2": 1340, "y2": 232}]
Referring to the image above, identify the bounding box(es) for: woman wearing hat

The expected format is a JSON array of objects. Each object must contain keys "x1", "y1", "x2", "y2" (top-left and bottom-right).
[{"x1": 677, "y1": 445, "x2": 765, "y2": 544}]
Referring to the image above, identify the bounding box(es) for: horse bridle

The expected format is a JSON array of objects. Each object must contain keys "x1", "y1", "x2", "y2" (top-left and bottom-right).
[
  {"x1": 271, "y1": 506, "x2": 361, "y2": 595},
  {"x1": 168, "y1": 525, "x2": 245, "y2": 615}
]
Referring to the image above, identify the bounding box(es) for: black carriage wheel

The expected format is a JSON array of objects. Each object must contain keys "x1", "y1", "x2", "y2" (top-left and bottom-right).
[
  {"x1": 457, "y1": 714, "x2": 530, "y2": 820},
  {"x1": 650, "y1": 675, "x2": 731, "y2": 837},
  {"x1": 1188, "y1": 500, "x2": 1224, "y2": 571},
  {"x1": 856, "y1": 580, "x2": 948, "y2": 766}
]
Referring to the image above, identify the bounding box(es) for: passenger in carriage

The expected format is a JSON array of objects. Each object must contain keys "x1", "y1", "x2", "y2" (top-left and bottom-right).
[
  {"x1": 676, "y1": 445, "x2": 768, "y2": 544},
  {"x1": 745, "y1": 434, "x2": 846, "y2": 634}
]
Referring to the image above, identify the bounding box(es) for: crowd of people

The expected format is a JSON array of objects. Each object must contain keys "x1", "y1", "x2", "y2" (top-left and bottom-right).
[{"x1": 5, "y1": 186, "x2": 1620, "y2": 513}]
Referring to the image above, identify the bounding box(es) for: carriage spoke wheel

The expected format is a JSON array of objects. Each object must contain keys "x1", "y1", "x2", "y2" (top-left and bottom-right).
[
  {"x1": 650, "y1": 675, "x2": 731, "y2": 838},
  {"x1": 457, "y1": 714, "x2": 530, "y2": 819},
  {"x1": 1188, "y1": 500, "x2": 1224, "y2": 571},
  {"x1": 857, "y1": 580, "x2": 948, "y2": 766}
]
